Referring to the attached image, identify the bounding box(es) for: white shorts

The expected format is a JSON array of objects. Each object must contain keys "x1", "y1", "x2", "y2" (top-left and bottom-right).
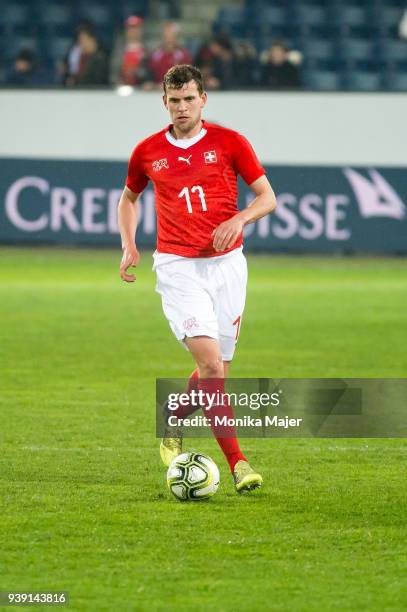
[{"x1": 153, "y1": 247, "x2": 247, "y2": 361}]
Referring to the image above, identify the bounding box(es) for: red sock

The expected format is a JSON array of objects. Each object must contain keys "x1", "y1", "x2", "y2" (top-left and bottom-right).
[
  {"x1": 172, "y1": 369, "x2": 200, "y2": 420},
  {"x1": 198, "y1": 377, "x2": 246, "y2": 472}
]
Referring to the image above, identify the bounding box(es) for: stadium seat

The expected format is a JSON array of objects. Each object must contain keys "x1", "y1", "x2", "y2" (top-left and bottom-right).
[
  {"x1": 291, "y1": 4, "x2": 327, "y2": 38},
  {"x1": 39, "y1": 4, "x2": 73, "y2": 26},
  {"x1": 387, "y1": 72, "x2": 407, "y2": 91},
  {"x1": 301, "y1": 39, "x2": 340, "y2": 71},
  {"x1": 248, "y1": 20, "x2": 292, "y2": 41},
  {"x1": 0, "y1": 4, "x2": 33, "y2": 39},
  {"x1": 337, "y1": 5, "x2": 366, "y2": 26},
  {"x1": 344, "y1": 70, "x2": 382, "y2": 91},
  {"x1": 47, "y1": 37, "x2": 72, "y2": 61},
  {"x1": 339, "y1": 39, "x2": 374, "y2": 62},
  {"x1": 379, "y1": 6, "x2": 404, "y2": 27},
  {"x1": 214, "y1": 6, "x2": 247, "y2": 36},
  {"x1": 0, "y1": 2, "x2": 30, "y2": 27},
  {"x1": 118, "y1": 0, "x2": 149, "y2": 19},
  {"x1": 77, "y1": 3, "x2": 114, "y2": 28},
  {"x1": 328, "y1": 4, "x2": 373, "y2": 37},
  {"x1": 248, "y1": 6, "x2": 287, "y2": 28},
  {"x1": 379, "y1": 46, "x2": 407, "y2": 86},
  {"x1": 255, "y1": 35, "x2": 272, "y2": 54},
  {"x1": 301, "y1": 38, "x2": 335, "y2": 60},
  {"x1": 217, "y1": 6, "x2": 246, "y2": 26},
  {"x1": 372, "y1": 6, "x2": 404, "y2": 36},
  {"x1": 292, "y1": 5, "x2": 326, "y2": 26},
  {"x1": 2, "y1": 36, "x2": 39, "y2": 61},
  {"x1": 378, "y1": 40, "x2": 407, "y2": 63},
  {"x1": 244, "y1": 0, "x2": 265, "y2": 20},
  {"x1": 304, "y1": 70, "x2": 341, "y2": 90},
  {"x1": 36, "y1": 3, "x2": 74, "y2": 37},
  {"x1": 185, "y1": 37, "x2": 201, "y2": 60},
  {"x1": 374, "y1": 0, "x2": 406, "y2": 6}
]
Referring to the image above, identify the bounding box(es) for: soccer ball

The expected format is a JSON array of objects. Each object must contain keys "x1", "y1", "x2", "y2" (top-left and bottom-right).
[{"x1": 167, "y1": 452, "x2": 220, "y2": 501}]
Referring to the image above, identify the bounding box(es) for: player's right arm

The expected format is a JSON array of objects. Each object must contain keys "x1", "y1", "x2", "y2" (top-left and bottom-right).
[
  {"x1": 119, "y1": 140, "x2": 150, "y2": 282},
  {"x1": 118, "y1": 186, "x2": 141, "y2": 282}
]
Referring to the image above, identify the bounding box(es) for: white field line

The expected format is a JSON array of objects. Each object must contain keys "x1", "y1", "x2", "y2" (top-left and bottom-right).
[
  {"x1": 19, "y1": 444, "x2": 407, "y2": 453},
  {"x1": 20, "y1": 445, "x2": 140, "y2": 452}
]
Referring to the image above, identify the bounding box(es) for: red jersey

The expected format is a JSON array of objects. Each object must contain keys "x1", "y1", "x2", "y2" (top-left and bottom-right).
[
  {"x1": 149, "y1": 47, "x2": 192, "y2": 83},
  {"x1": 126, "y1": 120, "x2": 265, "y2": 258},
  {"x1": 121, "y1": 44, "x2": 145, "y2": 85}
]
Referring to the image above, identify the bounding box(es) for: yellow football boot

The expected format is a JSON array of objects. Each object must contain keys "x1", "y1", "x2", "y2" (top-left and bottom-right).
[
  {"x1": 233, "y1": 460, "x2": 263, "y2": 493},
  {"x1": 160, "y1": 427, "x2": 182, "y2": 467}
]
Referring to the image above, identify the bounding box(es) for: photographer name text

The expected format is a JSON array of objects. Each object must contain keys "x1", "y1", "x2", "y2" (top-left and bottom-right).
[{"x1": 167, "y1": 415, "x2": 303, "y2": 429}]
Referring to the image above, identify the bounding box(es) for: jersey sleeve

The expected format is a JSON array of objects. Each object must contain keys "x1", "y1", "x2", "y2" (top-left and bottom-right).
[
  {"x1": 231, "y1": 132, "x2": 266, "y2": 185},
  {"x1": 126, "y1": 143, "x2": 149, "y2": 194}
]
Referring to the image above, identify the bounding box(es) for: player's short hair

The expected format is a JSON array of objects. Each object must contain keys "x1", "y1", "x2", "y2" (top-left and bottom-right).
[{"x1": 163, "y1": 64, "x2": 204, "y2": 95}]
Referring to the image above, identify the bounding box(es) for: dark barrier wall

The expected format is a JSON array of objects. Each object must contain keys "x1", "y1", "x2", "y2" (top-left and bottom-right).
[{"x1": 1, "y1": 158, "x2": 406, "y2": 252}]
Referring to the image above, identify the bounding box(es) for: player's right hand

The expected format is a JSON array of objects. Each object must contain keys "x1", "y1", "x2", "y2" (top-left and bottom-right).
[{"x1": 120, "y1": 245, "x2": 140, "y2": 282}]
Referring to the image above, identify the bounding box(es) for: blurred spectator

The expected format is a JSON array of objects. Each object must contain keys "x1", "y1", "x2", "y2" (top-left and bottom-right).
[
  {"x1": 196, "y1": 33, "x2": 238, "y2": 90},
  {"x1": 197, "y1": 36, "x2": 259, "y2": 90},
  {"x1": 156, "y1": 0, "x2": 181, "y2": 19},
  {"x1": 233, "y1": 41, "x2": 259, "y2": 87},
  {"x1": 261, "y1": 40, "x2": 301, "y2": 89},
  {"x1": 110, "y1": 16, "x2": 148, "y2": 86},
  {"x1": 58, "y1": 21, "x2": 96, "y2": 86},
  {"x1": 6, "y1": 48, "x2": 46, "y2": 86},
  {"x1": 146, "y1": 21, "x2": 192, "y2": 87},
  {"x1": 69, "y1": 27, "x2": 109, "y2": 87},
  {"x1": 399, "y1": 8, "x2": 407, "y2": 39}
]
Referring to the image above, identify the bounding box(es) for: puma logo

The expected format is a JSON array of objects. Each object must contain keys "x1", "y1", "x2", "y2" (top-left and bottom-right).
[{"x1": 178, "y1": 155, "x2": 192, "y2": 166}]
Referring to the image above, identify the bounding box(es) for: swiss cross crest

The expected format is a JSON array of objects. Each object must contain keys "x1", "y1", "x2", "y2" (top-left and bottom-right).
[
  {"x1": 204, "y1": 150, "x2": 217, "y2": 164},
  {"x1": 152, "y1": 158, "x2": 169, "y2": 171}
]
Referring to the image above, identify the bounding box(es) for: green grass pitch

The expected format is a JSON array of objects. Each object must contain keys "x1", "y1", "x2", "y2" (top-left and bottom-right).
[{"x1": 1, "y1": 247, "x2": 406, "y2": 611}]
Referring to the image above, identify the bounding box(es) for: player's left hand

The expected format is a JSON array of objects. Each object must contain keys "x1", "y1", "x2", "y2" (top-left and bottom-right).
[
  {"x1": 212, "y1": 216, "x2": 244, "y2": 252},
  {"x1": 120, "y1": 245, "x2": 140, "y2": 282}
]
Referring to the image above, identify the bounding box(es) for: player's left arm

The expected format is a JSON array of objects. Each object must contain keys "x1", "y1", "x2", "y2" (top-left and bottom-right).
[{"x1": 212, "y1": 175, "x2": 276, "y2": 252}]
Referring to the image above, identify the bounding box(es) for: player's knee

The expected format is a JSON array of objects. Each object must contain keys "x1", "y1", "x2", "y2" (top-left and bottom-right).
[{"x1": 198, "y1": 356, "x2": 224, "y2": 378}]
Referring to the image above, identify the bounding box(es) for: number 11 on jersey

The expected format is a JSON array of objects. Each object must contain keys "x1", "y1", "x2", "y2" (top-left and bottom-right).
[{"x1": 178, "y1": 185, "x2": 207, "y2": 214}]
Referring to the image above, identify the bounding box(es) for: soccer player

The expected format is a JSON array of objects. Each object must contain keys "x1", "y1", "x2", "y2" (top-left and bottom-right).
[{"x1": 118, "y1": 64, "x2": 276, "y2": 493}]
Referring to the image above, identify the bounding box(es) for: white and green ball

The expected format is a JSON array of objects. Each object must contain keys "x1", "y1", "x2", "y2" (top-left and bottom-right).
[{"x1": 167, "y1": 452, "x2": 220, "y2": 501}]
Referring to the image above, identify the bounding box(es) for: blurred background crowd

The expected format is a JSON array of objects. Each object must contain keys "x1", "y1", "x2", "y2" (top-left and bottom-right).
[{"x1": 1, "y1": 0, "x2": 407, "y2": 91}]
